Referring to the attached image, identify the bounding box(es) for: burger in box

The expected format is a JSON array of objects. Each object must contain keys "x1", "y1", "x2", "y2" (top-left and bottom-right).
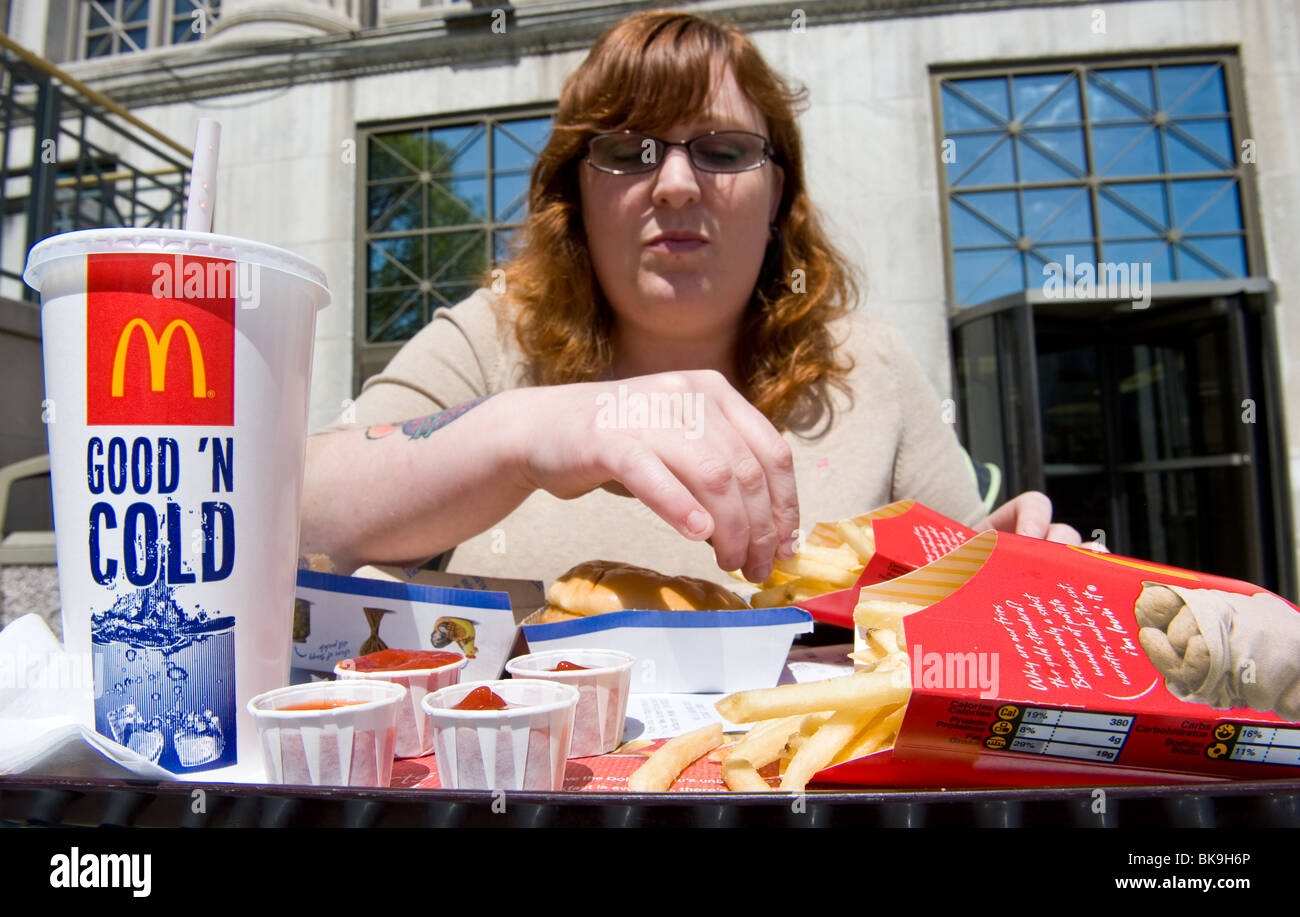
[{"x1": 521, "y1": 560, "x2": 812, "y2": 694}]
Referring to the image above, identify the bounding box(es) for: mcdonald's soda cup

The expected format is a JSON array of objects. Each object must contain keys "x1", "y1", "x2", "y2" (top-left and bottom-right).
[{"x1": 24, "y1": 228, "x2": 330, "y2": 780}]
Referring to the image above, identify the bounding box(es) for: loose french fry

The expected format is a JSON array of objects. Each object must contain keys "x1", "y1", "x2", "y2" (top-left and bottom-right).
[
  {"x1": 773, "y1": 555, "x2": 859, "y2": 588},
  {"x1": 797, "y1": 543, "x2": 863, "y2": 569},
  {"x1": 721, "y1": 714, "x2": 803, "y2": 766},
  {"x1": 723, "y1": 757, "x2": 774, "y2": 792},
  {"x1": 834, "y1": 519, "x2": 877, "y2": 565},
  {"x1": 627, "y1": 723, "x2": 723, "y2": 792},
  {"x1": 780, "y1": 706, "x2": 876, "y2": 791},
  {"x1": 830, "y1": 702, "x2": 907, "y2": 766},
  {"x1": 716, "y1": 672, "x2": 911, "y2": 723},
  {"x1": 749, "y1": 577, "x2": 834, "y2": 608}
]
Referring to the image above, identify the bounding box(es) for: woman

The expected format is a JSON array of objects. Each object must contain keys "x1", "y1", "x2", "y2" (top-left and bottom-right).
[{"x1": 301, "y1": 10, "x2": 1078, "y2": 587}]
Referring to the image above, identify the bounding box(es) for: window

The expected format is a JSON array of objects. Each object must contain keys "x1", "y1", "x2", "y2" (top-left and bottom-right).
[
  {"x1": 938, "y1": 58, "x2": 1256, "y2": 308},
  {"x1": 80, "y1": 0, "x2": 220, "y2": 59},
  {"x1": 356, "y1": 110, "x2": 553, "y2": 383},
  {"x1": 938, "y1": 55, "x2": 1293, "y2": 596}
]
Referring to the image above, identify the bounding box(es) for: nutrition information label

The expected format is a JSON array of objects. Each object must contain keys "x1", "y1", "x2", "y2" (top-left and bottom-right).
[
  {"x1": 983, "y1": 704, "x2": 1132, "y2": 763},
  {"x1": 1207, "y1": 722, "x2": 1300, "y2": 766}
]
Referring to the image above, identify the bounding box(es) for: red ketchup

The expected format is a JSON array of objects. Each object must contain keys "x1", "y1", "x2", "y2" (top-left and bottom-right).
[
  {"x1": 344, "y1": 649, "x2": 463, "y2": 672},
  {"x1": 278, "y1": 699, "x2": 366, "y2": 711},
  {"x1": 550, "y1": 661, "x2": 590, "y2": 671},
  {"x1": 452, "y1": 686, "x2": 510, "y2": 710}
]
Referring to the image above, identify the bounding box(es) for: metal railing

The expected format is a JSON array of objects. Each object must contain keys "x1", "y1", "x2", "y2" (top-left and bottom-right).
[{"x1": 1, "y1": 33, "x2": 192, "y2": 301}]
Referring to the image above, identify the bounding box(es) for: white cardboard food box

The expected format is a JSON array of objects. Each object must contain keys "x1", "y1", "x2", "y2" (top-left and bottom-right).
[{"x1": 520, "y1": 607, "x2": 813, "y2": 694}]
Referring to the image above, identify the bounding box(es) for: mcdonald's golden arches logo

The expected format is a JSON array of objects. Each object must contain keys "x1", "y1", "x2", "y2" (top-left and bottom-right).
[
  {"x1": 87, "y1": 253, "x2": 234, "y2": 426},
  {"x1": 110, "y1": 318, "x2": 208, "y2": 399}
]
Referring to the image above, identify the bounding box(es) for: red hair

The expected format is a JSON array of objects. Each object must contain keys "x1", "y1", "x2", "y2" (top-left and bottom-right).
[{"x1": 496, "y1": 9, "x2": 859, "y2": 429}]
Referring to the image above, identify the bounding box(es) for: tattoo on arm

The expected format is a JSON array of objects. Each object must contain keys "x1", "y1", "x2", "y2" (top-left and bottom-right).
[{"x1": 365, "y1": 394, "x2": 497, "y2": 442}]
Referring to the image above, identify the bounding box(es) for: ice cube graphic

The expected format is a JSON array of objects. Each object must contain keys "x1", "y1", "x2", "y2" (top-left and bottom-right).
[
  {"x1": 107, "y1": 704, "x2": 139, "y2": 745},
  {"x1": 127, "y1": 725, "x2": 164, "y2": 763},
  {"x1": 106, "y1": 703, "x2": 164, "y2": 763},
  {"x1": 174, "y1": 711, "x2": 224, "y2": 767}
]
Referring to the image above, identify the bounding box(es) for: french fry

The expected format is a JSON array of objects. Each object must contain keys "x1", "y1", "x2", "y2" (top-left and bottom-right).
[
  {"x1": 722, "y1": 757, "x2": 774, "y2": 792},
  {"x1": 830, "y1": 702, "x2": 907, "y2": 766},
  {"x1": 797, "y1": 544, "x2": 862, "y2": 569},
  {"x1": 853, "y1": 598, "x2": 927, "y2": 630},
  {"x1": 716, "y1": 671, "x2": 911, "y2": 723},
  {"x1": 833, "y1": 519, "x2": 877, "y2": 565},
  {"x1": 781, "y1": 706, "x2": 876, "y2": 791},
  {"x1": 772, "y1": 555, "x2": 860, "y2": 588},
  {"x1": 627, "y1": 723, "x2": 723, "y2": 792},
  {"x1": 721, "y1": 714, "x2": 803, "y2": 765},
  {"x1": 748, "y1": 577, "x2": 837, "y2": 609}
]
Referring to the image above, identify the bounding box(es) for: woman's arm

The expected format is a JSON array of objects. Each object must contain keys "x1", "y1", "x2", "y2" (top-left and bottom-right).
[
  {"x1": 299, "y1": 372, "x2": 800, "y2": 582},
  {"x1": 300, "y1": 393, "x2": 531, "y2": 574}
]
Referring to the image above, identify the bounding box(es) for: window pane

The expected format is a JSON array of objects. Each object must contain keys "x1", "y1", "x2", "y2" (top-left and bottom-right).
[
  {"x1": 1018, "y1": 127, "x2": 1086, "y2": 180},
  {"x1": 1157, "y1": 64, "x2": 1228, "y2": 115},
  {"x1": 427, "y1": 175, "x2": 486, "y2": 224},
  {"x1": 367, "y1": 236, "x2": 423, "y2": 289},
  {"x1": 1099, "y1": 182, "x2": 1169, "y2": 236},
  {"x1": 493, "y1": 171, "x2": 529, "y2": 222},
  {"x1": 429, "y1": 125, "x2": 487, "y2": 175},
  {"x1": 367, "y1": 290, "x2": 423, "y2": 342},
  {"x1": 426, "y1": 231, "x2": 487, "y2": 283},
  {"x1": 1013, "y1": 73, "x2": 1079, "y2": 124},
  {"x1": 367, "y1": 180, "x2": 422, "y2": 233},
  {"x1": 493, "y1": 229, "x2": 518, "y2": 263},
  {"x1": 942, "y1": 81, "x2": 1009, "y2": 130},
  {"x1": 1093, "y1": 124, "x2": 1161, "y2": 176},
  {"x1": 1088, "y1": 68, "x2": 1155, "y2": 120},
  {"x1": 950, "y1": 198, "x2": 1015, "y2": 247},
  {"x1": 1104, "y1": 241, "x2": 1174, "y2": 283},
  {"x1": 946, "y1": 131, "x2": 1003, "y2": 185},
  {"x1": 953, "y1": 249, "x2": 1023, "y2": 305},
  {"x1": 1170, "y1": 178, "x2": 1241, "y2": 232},
  {"x1": 1177, "y1": 237, "x2": 1246, "y2": 280},
  {"x1": 1023, "y1": 187, "x2": 1092, "y2": 242},
  {"x1": 953, "y1": 190, "x2": 1020, "y2": 238},
  {"x1": 1166, "y1": 118, "x2": 1233, "y2": 171},
  {"x1": 369, "y1": 133, "x2": 421, "y2": 181},
  {"x1": 494, "y1": 117, "x2": 552, "y2": 170}
]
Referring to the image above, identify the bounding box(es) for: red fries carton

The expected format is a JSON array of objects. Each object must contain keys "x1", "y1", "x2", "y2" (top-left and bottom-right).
[
  {"x1": 798, "y1": 501, "x2": 977, "y2": 628},
  {"x1": 815, "y1": 531, "x2": 1300, "y2": 787}
]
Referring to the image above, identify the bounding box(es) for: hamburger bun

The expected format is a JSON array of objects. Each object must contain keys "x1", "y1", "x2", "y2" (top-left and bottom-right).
[{"x1": 543, "y1": 560, "x2": 749, "y2": 619}]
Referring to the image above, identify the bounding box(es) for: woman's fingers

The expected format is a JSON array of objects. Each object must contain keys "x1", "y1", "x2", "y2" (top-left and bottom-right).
[
  {"x1": 985, "y1": 491, "x2": 1079, "y2": 542},
  {"x1": 519, "y1": 372, "x2": 797, "y2": 578},
  {"x1": 700, "y1": 375, "x2": 800, "y2": 563}
]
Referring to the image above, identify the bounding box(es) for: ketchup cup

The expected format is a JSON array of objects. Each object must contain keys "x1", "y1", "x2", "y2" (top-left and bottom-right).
[
  {"x1": 247, "y1": 681, "x2": 404, "y2": 787},
  {"x1": 504, "y1": 649, "x2": 634, "y2": 757},
  {"x1": 421, "y1": 679, "x2": 578, "y2": 791},
  {"x1": 334, "y1": 650, "x2": 468, "y2": 757}
]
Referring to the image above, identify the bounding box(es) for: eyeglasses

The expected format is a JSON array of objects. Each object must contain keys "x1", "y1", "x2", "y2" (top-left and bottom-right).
[{"x1": 585, "y1": 130, "x2": 776, "y2": 175}]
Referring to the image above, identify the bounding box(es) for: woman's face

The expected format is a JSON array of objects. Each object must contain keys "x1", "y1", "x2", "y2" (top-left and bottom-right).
[{"x1": 578, "y1": 63, "x2": 785, "y2": 346}]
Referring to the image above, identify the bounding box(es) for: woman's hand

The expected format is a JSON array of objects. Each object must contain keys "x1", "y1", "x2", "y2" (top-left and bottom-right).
[
  {"x1": 503, "y1": 370, "x2": 799, "y2": 583},
  {"x1": 981, "y1": 490, "x2": 1082, "y2": 544}
]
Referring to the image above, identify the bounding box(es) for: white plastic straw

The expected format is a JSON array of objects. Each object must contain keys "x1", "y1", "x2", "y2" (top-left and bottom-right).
[{"x1": 185, "y1": 118, "x2": 221, "y2": 233}]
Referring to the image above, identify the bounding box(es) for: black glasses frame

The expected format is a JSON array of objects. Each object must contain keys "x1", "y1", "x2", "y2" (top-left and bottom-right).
[{"x1": 585, "y1": 130, "x2": 777, "y2": 175}]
